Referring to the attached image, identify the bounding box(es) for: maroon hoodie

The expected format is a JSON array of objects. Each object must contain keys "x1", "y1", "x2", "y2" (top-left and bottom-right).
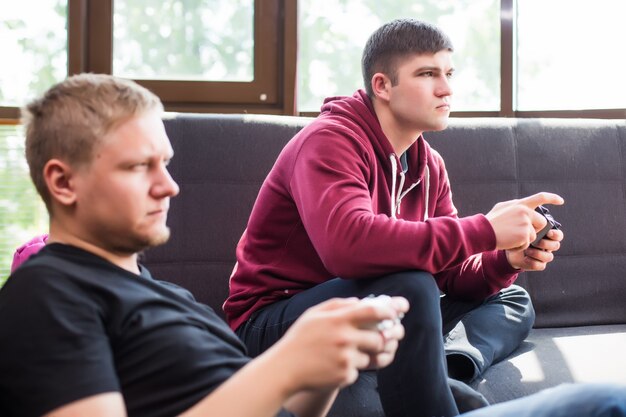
[{"x1": 224, "y1": 90, "x2": 518, "y2": 330}]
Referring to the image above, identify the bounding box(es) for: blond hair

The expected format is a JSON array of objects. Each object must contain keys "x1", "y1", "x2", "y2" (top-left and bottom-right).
[{"x1": 22, "y1": 73, "x2": 163, "y2": 211}]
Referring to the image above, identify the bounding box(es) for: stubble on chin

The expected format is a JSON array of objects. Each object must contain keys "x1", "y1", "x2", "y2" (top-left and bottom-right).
[
  {"x1": 147, "y1": 226, "x2": 171, "y2": 248},
  {"x1": 114, "y1": 227, "x2": 172, "y2": 255},
  {"x1": 433, "y1": 117, "x2": 450, "y2": 132}
]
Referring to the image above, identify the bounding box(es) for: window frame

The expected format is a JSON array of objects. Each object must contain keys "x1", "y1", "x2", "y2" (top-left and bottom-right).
[
  {"x1": 0, "y1": 0, "x2": 296, "y2": 121},
  {"x1": 425, "y1": 0, "x2": 625, "y2": 119},
  {"x1": 0, "y1": 0, "x2": 624, "y2": 122},
  {"x1": 74, "y1": 0, "x2": 296, "y2": 114}
]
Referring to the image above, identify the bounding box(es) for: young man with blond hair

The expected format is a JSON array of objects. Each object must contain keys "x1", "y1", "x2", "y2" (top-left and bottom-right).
[{"x1": 0, "y1": 73, "x2": 407, "y2": 417}]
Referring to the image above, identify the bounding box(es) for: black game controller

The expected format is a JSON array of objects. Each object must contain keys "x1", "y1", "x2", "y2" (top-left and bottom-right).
[{"x1": 530, "y1": 205, "x2": 561, "y2": 248}]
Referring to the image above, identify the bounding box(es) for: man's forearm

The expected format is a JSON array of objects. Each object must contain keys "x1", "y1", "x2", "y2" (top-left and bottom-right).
[
  {"x1": 180, "y1": 353, "x2": 293, "y2": 417},
  {"x1": 283, "y1": 388, "x2": 339, "y2": 417}
]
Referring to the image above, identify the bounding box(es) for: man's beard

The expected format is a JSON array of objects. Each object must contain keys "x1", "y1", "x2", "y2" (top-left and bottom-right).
[{"x1": 111, "y1": 226, "x2": 171, "y2": 255}]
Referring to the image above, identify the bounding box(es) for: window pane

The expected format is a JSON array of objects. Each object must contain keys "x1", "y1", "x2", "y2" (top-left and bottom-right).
[
  {"x1": 113, "y1": 0, "x2": 254, "y2": 82},
  {"x1": 0, "y1": 126, "x2": 49, "y2": 287},
  {"x1": 0, "y1": 1, "x2": 67, "y2": 107},
  {"x1": 298, "y1": 0, "x2": 500, "y2": 112},
  {"x1": 517, "y1": 0, "x2": 626, "y2": 111}
]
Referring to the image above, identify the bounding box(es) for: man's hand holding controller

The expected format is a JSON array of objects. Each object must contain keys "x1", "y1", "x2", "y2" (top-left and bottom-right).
[
  {"x1": 486, "y1": 192, "x2": 565, "y2": 270},
  {"x1": 359, "y1": 294, "x2": 408, "y2": 369},
  {"x1": 273, "y1": 295, "x2": 408, "y2": 390},
  {"x1": 530, "y1": 205, "x2": 561, "y2": 248},
  {"x1": 361, "y1": 294, "x2": 405, "y2": 331}
]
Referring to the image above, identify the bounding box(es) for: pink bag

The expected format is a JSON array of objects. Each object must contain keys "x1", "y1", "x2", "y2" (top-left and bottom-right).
[{"x1": 11, "y1": 234, "x2": 49, "y2": 273}]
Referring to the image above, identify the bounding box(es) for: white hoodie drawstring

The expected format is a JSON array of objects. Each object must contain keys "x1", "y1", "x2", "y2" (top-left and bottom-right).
[
  {"x1": 389, "y1": 155, "x2": 398, "y2": 219},
  {"x1": 421, "y1": 165, "x2": 430, "y2": 220},
  {"x1": 389, "y1": 154, "x2": 430, "y2": 220}
]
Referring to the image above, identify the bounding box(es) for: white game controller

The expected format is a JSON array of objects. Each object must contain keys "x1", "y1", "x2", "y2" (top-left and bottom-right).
[{"x1": 361, "y1": 294, "x2": 403, "y2": 331}]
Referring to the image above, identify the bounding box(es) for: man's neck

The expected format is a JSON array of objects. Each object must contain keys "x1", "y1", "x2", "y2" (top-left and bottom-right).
[
  {"x1": 48, "y1": 223, "x2": 141, "y2": 274},
  {"x1": 372, "y1": 99, "x2": 421, "y2": 156}
]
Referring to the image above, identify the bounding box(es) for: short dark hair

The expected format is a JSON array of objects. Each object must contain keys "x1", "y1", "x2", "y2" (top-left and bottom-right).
[{"x1": 361, "y1": 19, "x2": 454, "y2": 97}]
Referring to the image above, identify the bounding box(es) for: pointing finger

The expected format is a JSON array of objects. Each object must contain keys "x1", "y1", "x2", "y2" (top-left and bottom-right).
[{"x1": 518, "y1": 192, "x2": 564, "y2": 209}]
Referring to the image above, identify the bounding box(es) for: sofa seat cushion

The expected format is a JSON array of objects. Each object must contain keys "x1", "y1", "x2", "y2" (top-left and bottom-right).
[{"x1": 474, "y1": 324, "x2": 626, "y2": 403}]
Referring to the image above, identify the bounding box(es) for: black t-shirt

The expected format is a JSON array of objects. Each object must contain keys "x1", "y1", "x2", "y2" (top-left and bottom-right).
[{"x1": 0, "y1": 244, "x2": 293, "y2": 417}]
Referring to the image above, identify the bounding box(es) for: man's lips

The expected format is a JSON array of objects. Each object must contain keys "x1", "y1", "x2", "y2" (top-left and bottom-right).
[{"x1": 148, "y1": 207, "x2": 168, "y2": 216}]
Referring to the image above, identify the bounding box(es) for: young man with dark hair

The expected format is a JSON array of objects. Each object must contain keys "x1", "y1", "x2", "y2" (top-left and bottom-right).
[{"x1": 226, "y1": 19, "x2": 565, "y2": 416}]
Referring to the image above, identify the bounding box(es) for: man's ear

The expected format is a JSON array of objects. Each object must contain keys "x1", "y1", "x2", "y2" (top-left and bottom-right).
[
  {"x1": 43, "y1": 159, "x2": 78, "y2": 207},
  {"x1": 371, "y1": 73, "x2": 392, "y2": 102}
]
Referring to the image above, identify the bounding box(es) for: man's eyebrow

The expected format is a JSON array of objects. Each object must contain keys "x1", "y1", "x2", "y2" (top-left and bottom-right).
[
  {"x1": 415, "y1": 66, "x2": 455, "y2": 73},
  {"x1": 416, "y1": 66, "x2": 440, "y2": 72}
]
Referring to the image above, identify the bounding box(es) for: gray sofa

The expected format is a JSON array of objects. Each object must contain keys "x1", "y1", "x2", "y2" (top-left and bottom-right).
[{"x1": 143, "y1": 114, "x2": 626, "y2": 412}]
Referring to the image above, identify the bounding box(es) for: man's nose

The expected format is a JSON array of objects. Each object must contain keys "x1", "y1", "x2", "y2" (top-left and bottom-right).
[{"x1": 153, "y1": 165, "x2": 180, "y2": 198}]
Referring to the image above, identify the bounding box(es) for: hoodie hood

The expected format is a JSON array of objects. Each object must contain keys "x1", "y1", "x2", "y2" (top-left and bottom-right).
[
  {"x1": 320, "y1": 89, "x2": 429, "y2": 186},
  {"x1": 320, "y1": 90, "x2": 431, "y2": 219}
]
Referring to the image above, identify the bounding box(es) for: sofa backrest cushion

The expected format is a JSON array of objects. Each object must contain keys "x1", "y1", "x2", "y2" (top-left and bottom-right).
[
  {"x1": 144, "y1": 114, "x2": 309, "y2": 318},
  {"x1": 144, "y1": 114, "x2": 626, "y2": 328},
  {"x1": 428, "y1": 118, "x2": 626, "y2": 327}
]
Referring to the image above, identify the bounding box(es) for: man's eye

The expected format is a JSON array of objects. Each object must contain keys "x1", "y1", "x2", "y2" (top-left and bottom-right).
[
  {"x1": 130, "y1": 162, "x2": 149, "y2": 170},
  {"x1": 421, "y1": 71, "x2": 434, "y2": 77}
]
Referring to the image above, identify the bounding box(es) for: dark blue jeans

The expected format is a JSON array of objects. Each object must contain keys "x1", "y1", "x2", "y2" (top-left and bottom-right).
[
  {"x1": 236, "y1": 271, "x2": 534, "y2": 417},
  {"x1": 463, "y1": 383, "x2": 626, "y2": 417},
  {"x1": 441, "y1": 282, "x2": 535, "y2": 382}
]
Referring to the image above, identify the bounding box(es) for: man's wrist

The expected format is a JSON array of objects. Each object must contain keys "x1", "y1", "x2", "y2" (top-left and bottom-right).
[{"x1": 505, "y1": 249, "x2": 523, "y2": 270}]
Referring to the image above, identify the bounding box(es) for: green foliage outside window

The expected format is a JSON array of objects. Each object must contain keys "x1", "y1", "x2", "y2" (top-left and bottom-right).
[
  {"x1": 0, "y1": 126, "x2": 48, "y2": 286},
  {"x1": 0, "y1": 0, "x2": 67, "y2": 107},
  {"x1": 298, "y1": 0, "x2": 500, "y2": 112},
  {"x1": 0, "y1": 1, "x2": 62, "y2": 284},
  {"x1": 113, "y1": 0, "x2": 254, "y2": 81}
]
